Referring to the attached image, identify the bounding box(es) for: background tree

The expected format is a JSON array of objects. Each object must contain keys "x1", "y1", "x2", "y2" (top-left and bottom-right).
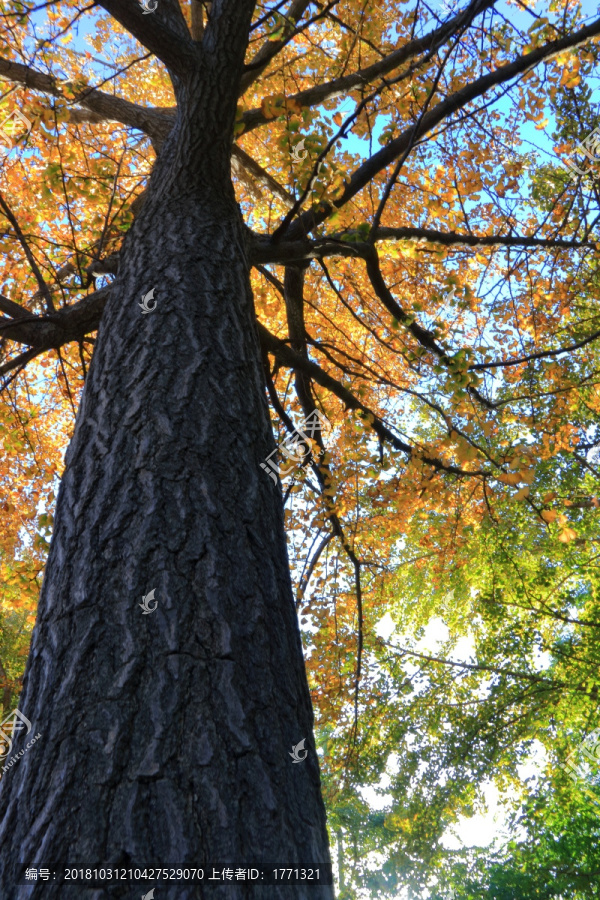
[{"x1": 0, "y1": 0, "x2": 599, "y2": 897}]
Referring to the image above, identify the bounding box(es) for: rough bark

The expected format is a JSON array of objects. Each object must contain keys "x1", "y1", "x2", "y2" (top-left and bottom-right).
[{"x1": 0, "y1": 32, "x2": 333, "y2": 900}]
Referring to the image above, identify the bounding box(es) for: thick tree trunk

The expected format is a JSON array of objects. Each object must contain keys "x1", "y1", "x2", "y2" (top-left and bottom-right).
[{"x1": 0, "y1": 77, "x2": 333, "y2": 898}]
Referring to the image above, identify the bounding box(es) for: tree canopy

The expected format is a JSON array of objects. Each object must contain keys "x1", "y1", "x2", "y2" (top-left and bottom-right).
[{"x1": 1, "y1": 0, "x2": 600, "y2": 895}]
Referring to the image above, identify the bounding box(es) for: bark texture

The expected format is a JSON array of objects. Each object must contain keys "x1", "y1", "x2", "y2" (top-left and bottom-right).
[{"x1": 0, "y1": 28, "x2": 333, "y2": 900}]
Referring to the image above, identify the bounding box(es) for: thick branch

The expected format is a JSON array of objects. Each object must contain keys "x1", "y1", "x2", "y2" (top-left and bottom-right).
[
  {"x1": 0, "y1": 56, "x2": 175, "y2": 147},
  {"x1": 202, "y1": 0, "x2": 259, "y2": 66},
  {"x1": 240, "y1": 0, "x2": 496, "y2": 132},
  {"x1": 0, "y1": 294, "x2": 34, "y2": 320},
  {"x1": 249, "y1": 228, "x2": 598, "y2": 264},
  {"x1": 190, "y1": 0, "x2": 205, "y2": 41},
  {"x1": 96, "y1": 0, "x2": 198, "y2": 77},
  {"x1": 0, "y1": 287, "x2": 111, "y2": 350},
  {"x1": 240, "y1": 0, "x2": 313, "y2": 94},
  {"x1": 0, "y1": 54, "x2": 296, "y2": 207},
  {"x1": 369, "y1": 226, "x2": 599, "y2": 252},
  {"x1": 0, "y1": 346, "x2": 43, "y2": 377},
  {"x1": 284, "y1": 15, "x2": 600, "y2": 239}
]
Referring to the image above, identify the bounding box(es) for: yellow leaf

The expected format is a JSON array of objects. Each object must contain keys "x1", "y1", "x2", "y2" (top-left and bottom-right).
[
  {"x1": 261, "y1": 95, "x2": 284, "y2": 119},
  {"x1": 498, "y1": 472, "x2": 521, "y2": 486},
  {"x1": 541, "y1": 510, "x2": 557, "y2": 523},
  {"x1": 513, "y1": 486, "x2": 530, "y2": 501}
]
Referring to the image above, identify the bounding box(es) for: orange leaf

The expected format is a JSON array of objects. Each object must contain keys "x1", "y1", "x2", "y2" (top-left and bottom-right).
[{"x1": 498, "y1": 472, "x2": 521, "y2": 486}]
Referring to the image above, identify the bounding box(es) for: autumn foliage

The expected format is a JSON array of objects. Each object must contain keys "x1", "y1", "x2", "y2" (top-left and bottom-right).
[{"x1": 1, "y1": 0, "x2": 600, "y2": 894}]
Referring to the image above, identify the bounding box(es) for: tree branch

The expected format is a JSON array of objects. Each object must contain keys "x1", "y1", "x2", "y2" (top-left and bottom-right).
[
  {"x1": 239, "y1": 0, "x2": 313, "y2": 94},
  {"x1": 249, "y1": 228, "x2": 597, "y2": 265},
  {"x1": 96, "y1": 0, "x2": 198, "y2": 77},
  {"x1": 382, "y1": 639, "x2": 567, "y2": 688},
  {"x1": 0, "y1": 55, "x2": 175, "y2": 147},
  {"x1": 202, "y1": 0, "x2": 259, "y2": 67},
  {"x1": 0, "y1": 346, "x2": 44, "y2": 377},
  {"x1": 233, "y1": 144, "x2": 294, "y2": 205},
  {"x1": 240, "y1": 0, "x2": 496, "y2": 133},
  {"x1": 0, "y1": 54, "x2": 296, "y2": 208},
  {"x1": 0, "y1": 193, "x2": 54, "y2": 313},
  {"x1": 370, "y1": 226, "x2": 598, "y2": 252},
  {"x1": 257, "y1": 320, "x2": 486, "y2": 477},
  {"x1": 0, "y1": 295, "x2": 34, "y2": 321},
  {"x1": 469, "y1": 329, "x2": 600, "y2": 371},
  {"x1": 284, "y1": 15, "x2": 600, "y2": 240},
  {"x1": 363, "y1": 246, "x2": 495, "y2": 410},
  {"x1": 298, "y1": 532, "x2": 334, "y2": 601},
  {"x1": 190, "y1": 0, "x2": 206, "y2": 41},
  {"x1": 0, "y1": 287, "x2": 111, "y2": 350}
]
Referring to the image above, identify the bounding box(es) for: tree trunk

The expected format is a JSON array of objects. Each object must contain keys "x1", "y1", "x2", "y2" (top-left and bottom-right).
[{"x1": 0, "y1": 68, "x2": 333, "y2": 899}]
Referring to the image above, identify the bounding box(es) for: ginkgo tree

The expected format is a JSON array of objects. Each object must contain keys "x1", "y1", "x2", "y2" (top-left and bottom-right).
[
  {"x1": 0, "y1": 0, "x2": 599, "y2": 896},
  {"x1": 318, "y1": 461, "x2": 600, "y2": 897}
]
